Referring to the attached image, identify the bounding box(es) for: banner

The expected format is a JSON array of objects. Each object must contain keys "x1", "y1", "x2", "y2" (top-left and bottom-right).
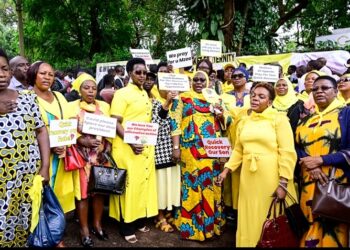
[
  {"x1": 200, "y1": 39, "x2": 222, "y2": 57},
  {"x1": 82, "y1": 113, "x2": 117, "y2": 138},
  {"x1": 158, "y1": 73, "x2": 190, "y2": 91},
  {"x1": 202, "y1": 138, "x2": 232, "y2": 158},
  {"x1": 130, "y1": 48, "x2": 154, "y2": 64},
  {"x1": 166, "y1": 47, "x2": 193, "y2": 69},
  {"x1": 124, "y1": 121, "x2": 159, "y2": 145},
  {"x1": 49, "y1": 119, "x2": 78, "y2": 148},
  {"x1": 252, "y1": 64, "x2": 280, "y2": 82}
]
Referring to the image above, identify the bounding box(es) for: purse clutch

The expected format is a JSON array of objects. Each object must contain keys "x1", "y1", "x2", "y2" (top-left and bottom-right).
[
  {"x1": 64, "y1": 145, "x2": 86, "y2": 171},
  {"x1": 312, "y1": 167, "x2": 350, "y2": 224},
  {"x1": 89, "y1": 152, "x2": 127, "y2": 195}
]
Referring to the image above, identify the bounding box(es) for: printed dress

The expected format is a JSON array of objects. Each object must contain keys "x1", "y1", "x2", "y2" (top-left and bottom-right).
[
  {"x1": 170, "y1": 91, "x2": 229, "y2": 241},
  {"x1": 0, "y1": 92, "x2": 44, "y2": 247}
]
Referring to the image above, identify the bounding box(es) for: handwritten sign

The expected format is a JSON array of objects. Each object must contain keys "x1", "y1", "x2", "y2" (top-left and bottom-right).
[
  {"x1": 202, "y1": 88, "x2": 221, "y2": 104},
  {"x1": 130, "y1": 48, "x2": 154, "y2": 64},
  {"x1": 82, "y1": 113, "x2": 117, "y2": 138},
  {"x1": 200, "y1": 39, "x2": 222, "y2": 57},
  {"x1": 166, "y1": 47, "x2": 193, "y2": 69},
  {"x1": 49, "y1": 119, "x2": 78, "y2": 148},
  {"x1": 202, "y1": 138, "x2": 232, "y2": 158},
  {"x1": 158, "y1": 73, "x2": 190, "y2": 91},
  {"x1": 124, "y1": 121, "x2": 159, "y2": 145},
  {"x1": 252, "y1": 64, "x2": 280, "y2": 82}
]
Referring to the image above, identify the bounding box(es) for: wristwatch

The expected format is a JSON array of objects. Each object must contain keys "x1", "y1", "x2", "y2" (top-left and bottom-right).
[{"x1": 173, "y1": 145, "x2": 180, "y2": 150}]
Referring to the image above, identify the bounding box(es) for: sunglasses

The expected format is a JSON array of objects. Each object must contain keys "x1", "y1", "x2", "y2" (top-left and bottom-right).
[
  {"x1": 193, "y1": 77, "x2": 206, "y2": 83},
  {"x1": 134, "y1": 70, "x2": 147, "y2": 76},
  {"x1": 311, "y1": 86, "x2": 334, "y2": 92},
  {"x1": 338, "y1": 78, "x2": 350, "y2": 83},
  {"x1": 232, "y1": 74, "x2": 245, "y2": 79}
]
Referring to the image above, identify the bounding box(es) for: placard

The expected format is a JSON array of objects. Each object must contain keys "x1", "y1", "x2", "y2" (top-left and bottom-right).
[
  {"x1": 130, "y1": 48, "x2": 154, "y2": 64},
  {"x1": 166, "y1": 47, "x2": 193, "y2": 69},
  {"x1": 49, "y1": 119, "x2": 78, "y2": 148},
  {"x1": 158, "y1": 73, "x2": 190, "y2": 91},
  {"x1": 124, "y1": 121, "x2": 159, "y2": 145},
  {"x1": 202, "y1": 88, "x2": 220, "y2": 104},
  {"x1": 82, "y1": 113, "x2": 117, "y2": 138},
  {"x1": 252, "y1": 64, "x2": 280, "y2": 82},
  {"x1": 202, "y1": 138, "x2": 232, "y2": 158},
  {"x1": 200, "y1": 39, "x2": 222, "y2": 57}
]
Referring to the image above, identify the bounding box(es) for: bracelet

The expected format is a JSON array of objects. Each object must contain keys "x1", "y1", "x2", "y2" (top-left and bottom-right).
[
  {"x1": 278, "y1": 183, "x2": 288, "y2": 191},
  {"x1": 279, "y1": 179, "x2": 288, "y2": 184}
]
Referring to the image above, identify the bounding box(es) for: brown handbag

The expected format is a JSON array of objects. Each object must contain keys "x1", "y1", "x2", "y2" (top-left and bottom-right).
[
  {"x1": 312, "y1": 167, "x2": 350, "y2": 224},
  {"x1": 256, "y1": 198, "x2": 299, "y2": 248}
]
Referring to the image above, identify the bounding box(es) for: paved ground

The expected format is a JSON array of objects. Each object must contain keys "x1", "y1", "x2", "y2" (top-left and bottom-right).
[{"x1": 63, "y1": 208, "x2": 236, "y2": 248}]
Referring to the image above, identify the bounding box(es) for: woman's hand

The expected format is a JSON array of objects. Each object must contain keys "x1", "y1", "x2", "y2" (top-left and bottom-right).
[
  {"x1": 39, "y1": 167, "x2": 50, "y2": 184},
  {"x1": 299, "y1": 156, "x2": 323, "y2": 170},
  {"x1": 129, "y1": 144, "x2": 144, "y2": 155},
  {"x1": 274, "y1": 185, "x2": 287, "y2": 200},
  {"x1": 308, "y1": 167, "x2": 328, "y2": 185},
  {"x1": 52, "y1": 146, "x2": 65, "y2": 156},
  {"x1": 0, "y1": 99, "x2": 17, "y2": 114},
  {"x1": 215, "y1": 168, "x2": 230, "y2": 186},
  {"x1": 213, "y1": 103, "x2": 224, "y2": 119},
  {"x1": 78, "y1": 136, "x2": 101, "y2": 148},
  {"x1": 172, "y1": 148, "x2": 181, "y2": 163},
  {"x1": 163, "y1": 91, "x2": 178, "y2": 110}
]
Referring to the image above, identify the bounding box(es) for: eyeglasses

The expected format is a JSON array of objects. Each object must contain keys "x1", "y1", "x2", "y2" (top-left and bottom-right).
[
  {"x1": 193, "y1": 77, "x2": 206, "y2": 83},
  {"x1": 311, "y1": 86, "x2": 334, "y2": 92},
  {"x1": 134, "y1": 70, "x2": 147, "y2": 76},
  {"x1": 338, "y1": 78, "x2": 350, "y2": 83},
  {"x1": 232, "y1": 74, "x2": 245, "y2": 79}
]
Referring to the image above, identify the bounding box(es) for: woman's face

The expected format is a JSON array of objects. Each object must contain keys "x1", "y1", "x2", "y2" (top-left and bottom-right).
[
  {"x1": 192, "y1": 72, "x2": 207, "y2": 93},
  {"x1": 304, "y1": 72, "x2": 319, "y2": 92},
  {"x1": 250, "y1": 87, "x2": 272, "y2": 113},
  {"x1": 275, "y1": 79, "x2": 288, "y2": 96},
  {"x1": 143, "y1": 75, "x2": 156, "y2": 92},
  {"x1": 130, "y1": 64, "x2": 147, "y2": 87},
  {"x1": 224, "y1": 67, "x2": 233, "y2": 81},
  {"x1": 35, "y1": 63, "x2": 54, "y2": 91},
  {"x1": 197, "y1": 62, "x2": 210, "y2": 75},
  {"x1": 80, "y1": 80, "x2": 97, "y2": 103},
  {"x1": 337, "y1": 75, "x2": 350, "y2": 92},
  {"x1": 312, "y1": 79, "x2": 337, "y2": 111},
  {"x1": 0, "y1": 56, "x2": 11, "y2": 91},
  {"x1": 232, "y1": 70, "x2": 247, "y2": 88}
]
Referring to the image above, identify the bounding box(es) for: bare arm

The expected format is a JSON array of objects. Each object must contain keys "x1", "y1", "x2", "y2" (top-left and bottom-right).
[{"x1": 35, "y1": 126, "x2": 50, "y2": 182}]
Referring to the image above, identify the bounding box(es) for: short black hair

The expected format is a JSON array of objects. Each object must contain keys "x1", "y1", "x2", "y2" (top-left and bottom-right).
[
  {"x1": 114, "y1": 65, "x2": 124, "y2": 73},
  {"x1": 196, "y1": 58, "x2": 213, "y2": 72},
  {"x1": 157, "y1": 61, "x2": 168, "y2": 72},
  {"x1": 27, "y1": 61, "x2": 45, "y2": 86},
  {"x1": 0, "y1": 48, "x2": 9, "y2": 64},
  {"x1": 314, "y1": 75, "x2": 337, "y2": 89},
  {"x1": 126, "y1": 58, "x2": 146, "y2": 74},
  {"x1": 103, "y1": 74, "x2": 115, "y2": 87},
  {"x1": 288, "y1": 65, "x2": 297, "y2": 71},
  {"x1": 251, "y1": 82, "x2": 276, "y2": 101}
]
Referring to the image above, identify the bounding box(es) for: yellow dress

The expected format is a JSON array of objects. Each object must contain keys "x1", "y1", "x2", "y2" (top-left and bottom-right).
[
  {"x1": 109, "y1": 83, "x2": 158, "y2": 223},
  {"x1": 36, "y1": 91, "x2": 78, "y2": 213},
  {"x1": 222, "y1": 81, "x2": 234, "y2": 93},
  {"x1": 295, "y1": 101, "x2": 348, "y2": 247},
  {"x1": 224, "y1": 107, "x2": 297, "y2": 247}
]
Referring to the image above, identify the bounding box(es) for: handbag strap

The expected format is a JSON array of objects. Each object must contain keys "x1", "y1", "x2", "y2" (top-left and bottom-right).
[
  {"x1": 52, "y1": 92, "x2": 63, "y2": 119},
  {"x1": 103, "y1": 152, "x2": 119, "y2": 170}
]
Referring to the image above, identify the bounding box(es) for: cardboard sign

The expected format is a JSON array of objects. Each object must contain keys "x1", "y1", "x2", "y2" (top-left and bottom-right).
[
  {"x1": 200, "y1": 39, "x2": 222, "y2": 57},
  {"x1": 202, "y1": 138, "x2": 232, "y2": 158},
  {"x1": 252, "y1": 64, "x2": 280, "y2": 82},
  {"x1": 82, "y1": 113, "x2": 117, "y2": 138},
  {"x1": 202, "y1": 88, "x2": 220, "y2": 104},
  {"x1": 124, "y1": 121, "x2": 159, "y2": 145},
  {"x1": 130, "y1": 48, "x2": 154, "y2": 64},
  {"x1": 158, "y1": 73, "x2": 190, "y2": 91},
  {"x1": 49, "y1": 119, "x2": 78, "y2": 148},
  {"x1": 166, "y1": 47, "x2": 193, "y2": 69}
]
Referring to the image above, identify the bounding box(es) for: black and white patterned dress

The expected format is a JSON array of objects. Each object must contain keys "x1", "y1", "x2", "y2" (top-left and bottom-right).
[{"x1": 0, "y1": 91, "x2": 44, "y2": 247}]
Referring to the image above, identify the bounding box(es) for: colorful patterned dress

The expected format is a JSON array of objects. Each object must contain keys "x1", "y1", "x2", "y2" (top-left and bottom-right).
[
  {"x1": 295, "y1": 104, "x2": 349, "y2": 247},
  {"x1": 0, "y1": 92, "x2": 45, "y2": 247},
  {"x1": 170, "y1": 91, "x2": 229, "y2": 241}
]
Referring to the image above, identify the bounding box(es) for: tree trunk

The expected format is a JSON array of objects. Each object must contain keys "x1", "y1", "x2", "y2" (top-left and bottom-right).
[
  {"x1": 222, "y1": 0, "x2": 235, "y2": 51},
  {"x1": 89, "y1": 4, "x2": 101, "y2": 58},
  {"x1": 15, "y1": 0, "x2": 25, "y2": 56}
]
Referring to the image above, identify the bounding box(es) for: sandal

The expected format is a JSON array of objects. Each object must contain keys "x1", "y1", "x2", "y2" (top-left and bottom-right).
[
  {"x1": 137, "y1": 226, "x2": 150, "y2": 233},
  {"x1": 124, "y1": 234, "x2": 138, "y2": 244},
  {"x1": 155, "y1": 218, "x2": 174, "y2": 233},
  {"x1": 165, "y1": 213, "x2": 175, "y2": 225}
]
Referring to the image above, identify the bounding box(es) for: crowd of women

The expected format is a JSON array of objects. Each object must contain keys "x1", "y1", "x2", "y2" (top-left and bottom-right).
[{"x1": 0, "y1": 46, "x2": 349, "y2": 248}]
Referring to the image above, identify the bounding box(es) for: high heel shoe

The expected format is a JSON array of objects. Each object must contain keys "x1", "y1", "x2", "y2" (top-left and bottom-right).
[
  {"x1": 81, "y1": 236, "x2": 94, "y2": 248},
  {"x1": 91, "y1": 228, "x2": 109, "y2": 241}
]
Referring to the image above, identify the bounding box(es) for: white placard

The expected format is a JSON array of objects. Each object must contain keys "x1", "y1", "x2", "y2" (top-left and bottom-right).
[
  {"x1": 252, "y1": 64, "x2": 280, "y2": 82},
  {"x1": 166, "y1": 47, "x2": 193, "y2": 69},
  {"x1": 202, "y1": 137, "x2": 232, "y2": 158},
  {"x1": 130, "y1": 48, "x2": 154, "y2": 64},
  {"x1": 49, "y1": 119, "x2": 78, "y2": 148},
  {"x1": 158, "y1": 73, "x2": 190, "y2": 91},
  {"x1": 200, "y1": 39, "x2": 222, "y2": 57},
  {"x1": 82, "y1": 113, "x2": 117, "y2": 138},
  {"x1": 124, "y1": 121, "x2": 159, "y2": 145}
]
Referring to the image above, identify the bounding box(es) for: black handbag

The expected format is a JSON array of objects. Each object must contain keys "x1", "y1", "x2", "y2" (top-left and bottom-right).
[
  {"x1": 89, "y1": 152, "x2": 127, "y2": 195},
  {"x1": 312, "y1": 167, "x2": 350, "y2": 224}
]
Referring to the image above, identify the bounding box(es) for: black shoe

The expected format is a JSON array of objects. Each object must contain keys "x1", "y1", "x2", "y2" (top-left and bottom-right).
[
  {"x1": 81, "y1": 236, "x2": 94, "y2": 248},
  {"x1": 91, "y1": 228, "x2": 109, "y2": 241}
]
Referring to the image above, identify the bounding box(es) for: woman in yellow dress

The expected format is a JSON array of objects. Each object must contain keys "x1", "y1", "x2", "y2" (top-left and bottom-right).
[
  {"x1": 218, "y1": 82, "x2": 297, "y2": 247},
  {"x1": 28, "y1": 61, "x2": 77, "y2": 217},
  {"x1": 170, "y1": 70, "x2": 230, "y2": 241},
  {"x1": 69, "y1": 73, "x2": 111, "y2": 247},
  {"x1": 337, "y1": 73, "x2": 350, "y2": 105},
  {"x1": 295, "y1": 75, "x2": 349, "y2": 247},
  {"x1": 109, "y1": 58, "x2": 158, "y2": 244}
]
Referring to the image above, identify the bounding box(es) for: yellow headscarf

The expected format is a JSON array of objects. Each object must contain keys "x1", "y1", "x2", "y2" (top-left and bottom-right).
[
  {"x1": 190, "y1": 70, "x2": 209, "y2": 98},
  {"x1": 273, "y1": 77, "x2": 298, "y2": 111},
  {"x1": 337, "y1": 73, "x2": 350, "y2": 104},
  {"x1": 71, "y1": 73, "x2": 96, "y2": 94}
]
